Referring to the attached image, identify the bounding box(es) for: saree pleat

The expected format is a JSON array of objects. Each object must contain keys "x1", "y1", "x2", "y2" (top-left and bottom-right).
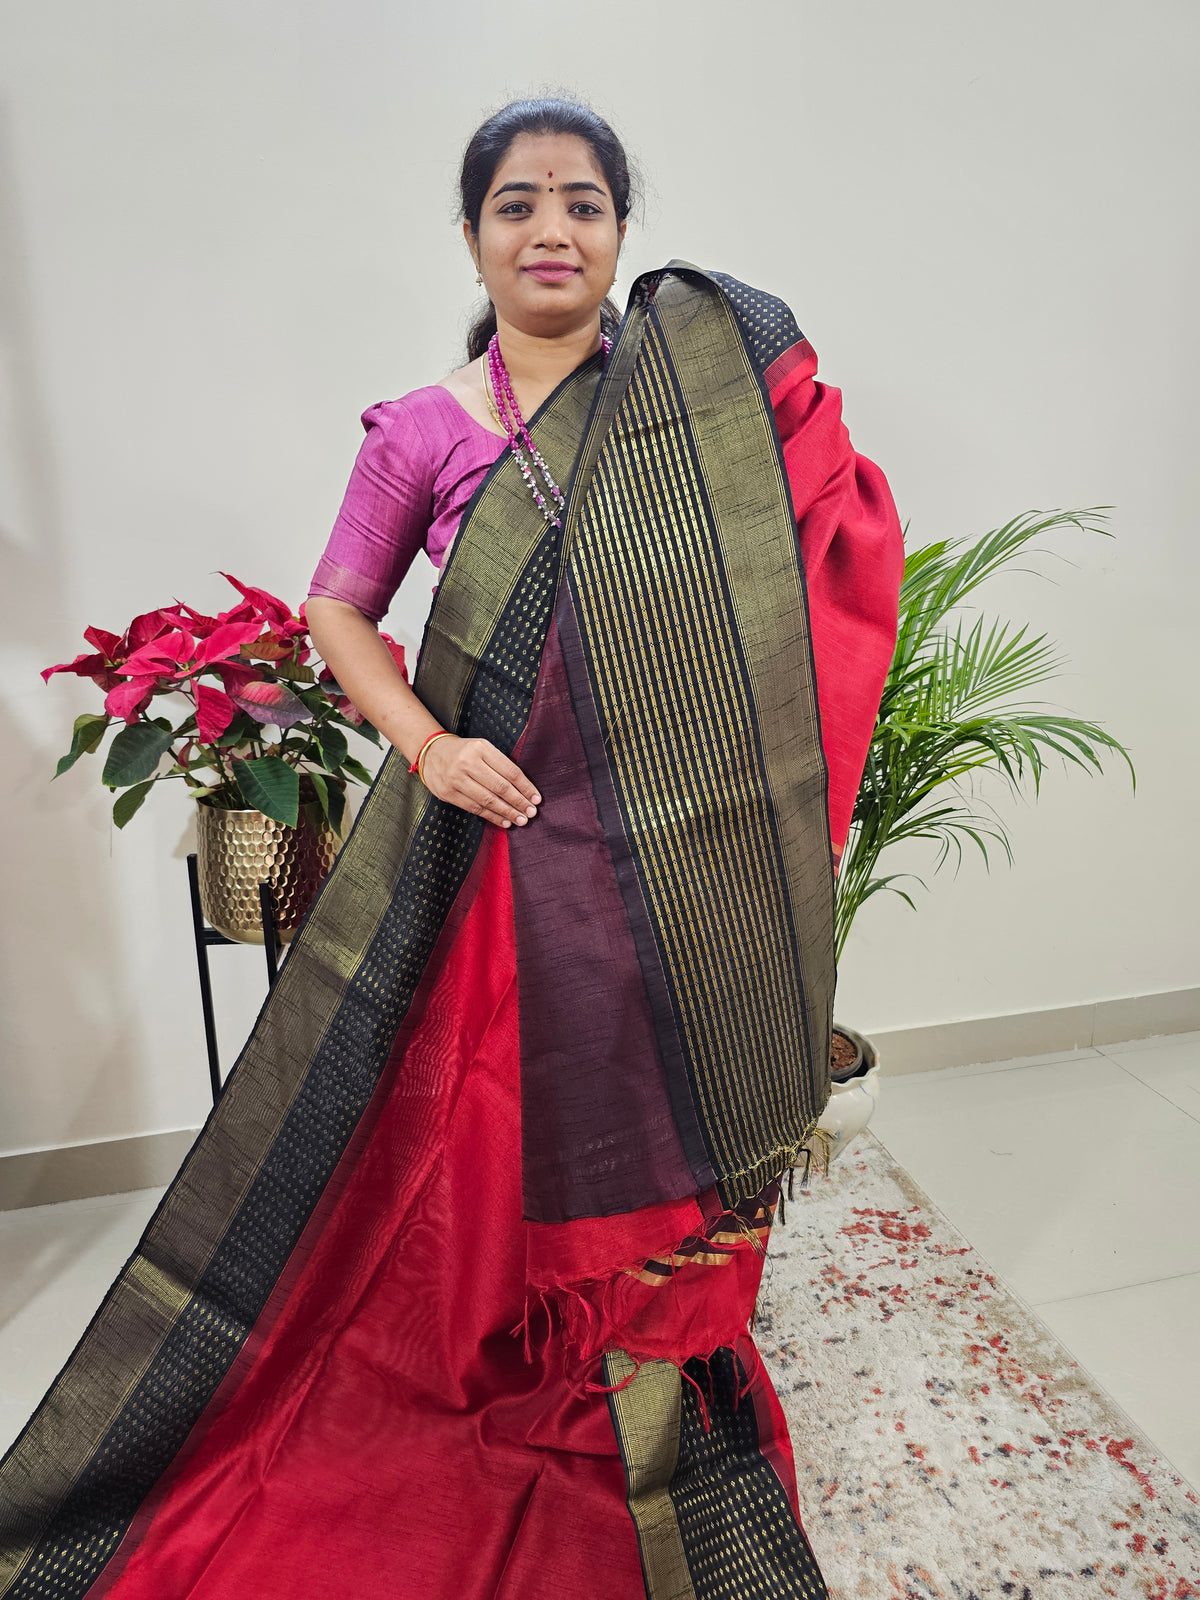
[{"x1": 0, "y1": 262, "x2": 904, "y2": 1598}]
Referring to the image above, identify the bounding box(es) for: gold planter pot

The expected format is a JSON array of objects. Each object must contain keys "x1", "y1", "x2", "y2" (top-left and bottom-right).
[{"x1": 195, "y1": 797, "x2": 343, "y2": 945}]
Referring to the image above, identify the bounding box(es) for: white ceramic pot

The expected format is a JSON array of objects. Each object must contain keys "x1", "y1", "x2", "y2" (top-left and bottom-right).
[{"x1": 815, "y1": 1025, "x2": 882, "y2": 1162}]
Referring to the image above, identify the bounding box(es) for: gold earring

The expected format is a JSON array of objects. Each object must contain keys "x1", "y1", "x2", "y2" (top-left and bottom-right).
[{"x1": 476, "y1": 270, "x2": 483, "y2": 286}]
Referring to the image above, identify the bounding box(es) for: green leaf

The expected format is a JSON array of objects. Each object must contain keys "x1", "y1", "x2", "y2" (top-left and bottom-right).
[
  {"x1": 309, "y1": 771, "x2": 347, "y2": 836},
  {"x1": 101, "y1": 722, "x2": 175, "y2": 786},
  {"x1": 232, "y1": 755, "x2": 300, "y2": 827},
  {"x1": 326, "y1": 708, "x2": 380, "y2": 745},
  {"x1": 112, "y1": 778, "x2": 155, "y2": 829},
  {"x1": 217, "y1": 715, "x2": 257, "y2": 748},
  {"x1": 315, "y1": 723, "x2": 348, "y2": 772},
  {"x1": 55, "y1": 713, "x2": 109, "y2": 778},
  {"x1": 341, "y1": 755, "x2": 375, "y2": 786},
  {"x1": 835, "y1": 506, "x2": 1133, "y2": 957}
]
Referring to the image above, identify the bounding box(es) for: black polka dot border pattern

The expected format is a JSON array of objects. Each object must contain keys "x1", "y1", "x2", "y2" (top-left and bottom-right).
[{"x1": 707, "y1": 271, "x2": 804, "y2": 377}]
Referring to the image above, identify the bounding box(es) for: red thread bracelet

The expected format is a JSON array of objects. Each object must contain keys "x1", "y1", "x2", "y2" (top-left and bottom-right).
[{"x1": 410, "y1": 730, "x2": 450, "y2": 782}]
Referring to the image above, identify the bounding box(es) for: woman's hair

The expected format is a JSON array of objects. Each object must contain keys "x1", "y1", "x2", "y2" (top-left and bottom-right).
[{"x1": 459, "y1": 97, "x2": 638, "y2": 361}]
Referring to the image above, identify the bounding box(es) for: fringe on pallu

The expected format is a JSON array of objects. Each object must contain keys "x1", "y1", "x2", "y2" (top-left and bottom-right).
[{"x1": 509, "y1": 1125, "x2": 837, "y2": 1428}]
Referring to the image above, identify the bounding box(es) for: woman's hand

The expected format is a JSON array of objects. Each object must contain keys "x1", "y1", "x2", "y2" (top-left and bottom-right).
[
  {"x1": 420, "y1": 735, "x2": 541, "y2": 828},
  {"x1": 303, "y1": 599, "x2": 540, "y2": 828}
]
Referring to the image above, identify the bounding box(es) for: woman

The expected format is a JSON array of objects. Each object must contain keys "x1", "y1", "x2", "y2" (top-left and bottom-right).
[{"x1": 0, "y1": 99, "x2": 903, "y2": 1598}]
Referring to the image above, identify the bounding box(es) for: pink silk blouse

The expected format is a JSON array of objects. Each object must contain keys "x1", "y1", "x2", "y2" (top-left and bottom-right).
[
  {"x1": 307, "y1": 385, "x2": 507, "y2": 623},
  {"x1": 306, "y1": 353, "x2": 904, "y2": 867}
]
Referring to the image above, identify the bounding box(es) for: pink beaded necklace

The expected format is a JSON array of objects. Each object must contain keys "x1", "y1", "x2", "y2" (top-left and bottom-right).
[{"x1": 486, "y1": 332, "x2": 612, "y2": 529}]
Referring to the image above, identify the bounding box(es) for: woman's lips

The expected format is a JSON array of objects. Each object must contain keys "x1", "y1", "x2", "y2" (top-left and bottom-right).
[{"x1": 523, "y1": 265, "x2": 580, "y2": 283}]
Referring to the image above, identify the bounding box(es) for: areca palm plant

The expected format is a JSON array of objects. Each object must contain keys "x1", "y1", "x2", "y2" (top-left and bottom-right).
[{"x1": 835, "y1": 507, "x2": 1135, "y2": 961}]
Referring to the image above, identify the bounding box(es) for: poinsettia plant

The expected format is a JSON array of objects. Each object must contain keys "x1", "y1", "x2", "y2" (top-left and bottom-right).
[{"x1": 42, "y1": 573, "x2": 405, "y2": 833}]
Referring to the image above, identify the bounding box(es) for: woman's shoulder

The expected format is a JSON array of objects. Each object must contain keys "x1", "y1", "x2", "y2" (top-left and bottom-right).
[
  {"x1": 359, "y1": 378, "x2": 493, "y2": 457},
  {"x1": 359, "y1": 383, "x2": 457, "y2": 434}
]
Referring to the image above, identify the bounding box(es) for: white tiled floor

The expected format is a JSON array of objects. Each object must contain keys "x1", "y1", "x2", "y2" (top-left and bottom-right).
[
  {"x1": 868, "y1": 1030, "x2": 1200, "y2": 1490},
  {"x1": 2, "y1": 1032, "x2": 1198, "y2": 1491}
]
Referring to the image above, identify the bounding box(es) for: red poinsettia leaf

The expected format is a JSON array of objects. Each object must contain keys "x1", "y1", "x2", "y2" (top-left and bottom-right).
[
  {"x1": 83, "y1": 626, "x2": 123, "y2": 657},
  {"x1": 194, "y1": 682, "x2": 237, "y2": 742},
  {"x1": 325, "y1": 688, "x2": 364, "y2": 725},
  {"x1": 104, "y1": 676, "x2": 158, "y2": 724},
  {"x1": 379, "y1": 633, "x2": 409, "y2": 683},
  {"x1": 125, "y1": 608, "x2": 175, "y2": 653},
  {"x1": 168, "y1": 602, "x2": 222, "y2": 636},
  {"x1": 214, "y1": 660, "x2": 259, "y2": 692},
  {"x1": 229, "y1": 678, "x2": 311, "y2": 729},
  {"x1": 119, "y1": 631, "x2": 194, "y2": 680},
  {"x1": 192, "y1": 619, "x2": 263, "y2": 667},
  {"x1": 41, "y1": 650, "x2": 108, "y2": 684},
  {"x1": 219, "y1": 573, "x2": 293, "y2": 629}
]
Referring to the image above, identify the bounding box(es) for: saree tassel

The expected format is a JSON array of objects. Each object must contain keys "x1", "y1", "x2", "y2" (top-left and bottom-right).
[
  {"x1": 583, "y1": 1353, "x2": 646, "y2": 1397},
  {"x1": 796, "y1": 1124, "x2": 836, "y2": 1191},
  {"x1": 733, "y1": 1329, "x2": 765, "y2": 1409},
  {"x1": 510, "y1": 1284, "x2": 555, "y2": 1367},
  {"x1": 681, "y1": 1363, "x2": 712, "y2": 1434},
  {"x1": 777, "y1": 1188, "x2": 787, "y2": 1227}
]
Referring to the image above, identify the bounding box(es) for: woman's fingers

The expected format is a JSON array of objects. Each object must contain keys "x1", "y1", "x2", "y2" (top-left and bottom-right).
[
  {"x1": 471, "y1": 759, "x2": 538, "y2": 819},
  {"x1": 478, "y1": 743, "x2": 541, "y2": 809},
  {"x1": 458, "y1": 773, "x2": 528, "y2": 827},
  {"x1": 419, "y1": 735, "x2": 540, "y2": 826}
]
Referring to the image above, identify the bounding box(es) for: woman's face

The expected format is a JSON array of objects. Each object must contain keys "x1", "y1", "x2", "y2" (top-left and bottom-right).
[{"x1": 465, "y1": 131, "x2": 626, "y2": 339}]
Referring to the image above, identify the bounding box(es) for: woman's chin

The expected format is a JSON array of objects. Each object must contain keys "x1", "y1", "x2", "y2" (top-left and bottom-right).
[{"x1": 505, "y1": 279, "x2": 606, "y2": 318}]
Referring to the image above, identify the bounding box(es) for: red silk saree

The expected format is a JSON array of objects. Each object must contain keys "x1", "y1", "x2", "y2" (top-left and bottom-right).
[{"x1": 0, "y1": 264, "x2": 903, "y2": 1599}]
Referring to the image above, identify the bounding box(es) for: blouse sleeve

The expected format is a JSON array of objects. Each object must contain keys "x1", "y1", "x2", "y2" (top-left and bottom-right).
[
  {"x1": 306, "y1": 397, "x2": 436, "y2": 625},
  {"x1": 768, "y1": 340, "x2": 905, "y2": 870}
]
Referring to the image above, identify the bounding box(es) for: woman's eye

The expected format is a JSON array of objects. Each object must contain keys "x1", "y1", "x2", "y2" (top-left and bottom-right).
[
  {"x1": 571, "y1": 203, "x2": 603, "y2": 216},
  {"x1": 499, "y1": 203, "x2": 531, "y2": 215}
]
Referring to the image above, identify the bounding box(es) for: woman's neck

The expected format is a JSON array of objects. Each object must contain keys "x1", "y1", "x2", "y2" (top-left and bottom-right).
[{"x1": 493, "y1": 314, "x2": 605, "y2": 400}]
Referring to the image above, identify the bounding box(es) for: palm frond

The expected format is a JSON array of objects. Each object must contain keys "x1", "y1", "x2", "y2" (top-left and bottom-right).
[{"x1": 835, "y1": 506, "x2": 1133, "y2": 959}]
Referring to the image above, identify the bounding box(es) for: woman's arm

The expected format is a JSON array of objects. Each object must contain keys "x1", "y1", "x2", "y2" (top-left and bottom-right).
[{"x1": 305, "y1": 595, "x2": 540, "y2": 829}]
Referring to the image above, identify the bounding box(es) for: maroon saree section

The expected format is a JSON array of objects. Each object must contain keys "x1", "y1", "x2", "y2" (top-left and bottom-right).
[
  {"x1": 508, "y1": 614, "x2": 702, "y2": 1224},
  {"x1": 98, "y1": 833, "x2": 647, "y2": 1600}
]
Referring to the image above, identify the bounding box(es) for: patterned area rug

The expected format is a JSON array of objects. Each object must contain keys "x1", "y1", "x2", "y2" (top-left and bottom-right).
[{"x1": 758, "y1": 1128, "x2": 1200, "y2": 1599}]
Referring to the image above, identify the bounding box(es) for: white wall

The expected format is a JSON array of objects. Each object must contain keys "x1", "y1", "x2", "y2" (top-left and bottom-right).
[{"x1": 1, "y1": 0, "x2": 1195, "y2": 1154}]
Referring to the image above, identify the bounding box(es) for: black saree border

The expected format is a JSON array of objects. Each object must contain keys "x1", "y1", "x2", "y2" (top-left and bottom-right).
[
  {"x1": 669, "y1": 1348, "x2": 828, "y2": 1599},
  {"x1": 654, "y1": 267, "x2": 837, "y2": 1186},
  {"x1": 603, "y1": 1351, "x2": 697, "y2": 1600},
  {"x1": 0, "y1": 358, "x2": 603, "y2": 1599},
  {"x1": 605, "y1": 1345, "x2": 828, "y2": 1599},
  {"x1": 557, "y1": 263, "x2": 836, "y2": 1211}
]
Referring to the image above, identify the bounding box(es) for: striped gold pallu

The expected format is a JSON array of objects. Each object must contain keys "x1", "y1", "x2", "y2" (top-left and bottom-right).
[{"x1": 0, "y1": 263, "x2": 835, "y2": 1597}]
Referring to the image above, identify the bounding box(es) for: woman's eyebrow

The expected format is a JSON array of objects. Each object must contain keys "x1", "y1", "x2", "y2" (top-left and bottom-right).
[{"x1": 490, "y1": 179, "x2": 607, "y2": 198}]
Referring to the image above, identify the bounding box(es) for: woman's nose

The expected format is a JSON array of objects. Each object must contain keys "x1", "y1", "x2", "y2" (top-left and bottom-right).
[{"x1": 532, "y1": 206, "x2": 571, "y2": 248}]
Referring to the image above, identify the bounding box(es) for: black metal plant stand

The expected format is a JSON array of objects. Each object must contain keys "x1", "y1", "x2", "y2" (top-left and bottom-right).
[{"x1": 186, "y1": 853, "x2": 283, "y2": 1103}]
